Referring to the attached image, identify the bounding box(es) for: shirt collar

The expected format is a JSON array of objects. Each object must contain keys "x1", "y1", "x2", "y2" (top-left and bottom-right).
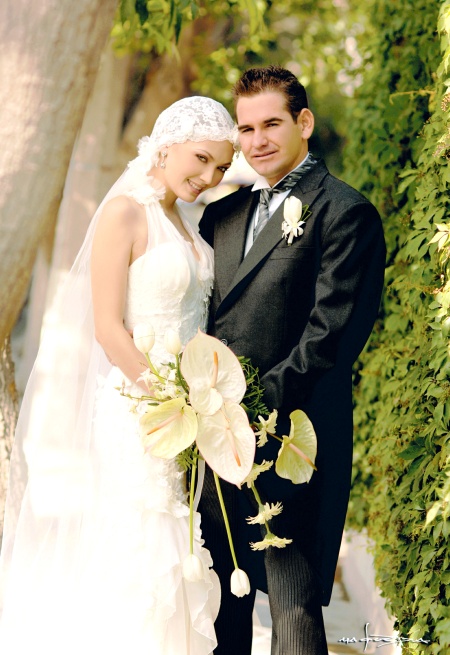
[{"x1": 251, "y1": 152, "x2": 311, "y2": 192}]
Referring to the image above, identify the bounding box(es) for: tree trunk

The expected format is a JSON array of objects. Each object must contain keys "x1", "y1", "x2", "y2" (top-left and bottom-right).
[
  {"x1": 0, "y1": 0, "x2": 118, "y2": 346},
  {"x1": 0, "y1": 339, "x2": 18, "y2": 544},
  {"x1": 14, "y1": 217, "x2": 58, "y2": 395},
  {"x1": 14, "y1": 44, "x2": 132, "y2": 394},
  {"x1": 50, "y1": 44, "x2": 132, "y2": 273},
  {"x1": 0, "y1": 0, "x2": 117, "y2": 536},
  {"x1": 118, "y1": 51, "x2": 191, "y2": 168}
]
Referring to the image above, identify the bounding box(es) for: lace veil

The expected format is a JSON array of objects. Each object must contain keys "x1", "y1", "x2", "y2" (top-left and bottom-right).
[{"x1": 0, "y1": 96, "x2": 236, "y2": 616}]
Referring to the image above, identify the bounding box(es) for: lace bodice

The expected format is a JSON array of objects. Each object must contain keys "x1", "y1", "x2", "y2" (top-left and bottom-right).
[{"x1": 123, "y1": 180, "x2": 214, "y2": 362}]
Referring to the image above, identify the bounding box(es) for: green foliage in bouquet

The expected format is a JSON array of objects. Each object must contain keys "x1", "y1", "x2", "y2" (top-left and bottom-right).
[
  {"x1": 237, "y1": 356, "x2": 268, "y2": 426},
  {"x1": 343, "y1": 0, "x2": 450, "y2": 651}
]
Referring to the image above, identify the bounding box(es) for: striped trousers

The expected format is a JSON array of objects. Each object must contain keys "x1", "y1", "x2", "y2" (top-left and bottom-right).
[{"x1": 199, "y1": 469, "x2": 329, "y2": 655}]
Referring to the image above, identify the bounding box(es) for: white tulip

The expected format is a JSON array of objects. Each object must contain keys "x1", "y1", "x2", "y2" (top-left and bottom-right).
[
  {"x1": 133, "y1": 323, "x2": 155, "y2": 354},
  {"x1": 283, "y1": 196, "x2": 303, "y2": 222},
  {"x1": 182, "y1": 554, "x2": 205, "y2": 582},
  {"x1": 230, "y1": 568, "x2": 251, "y2": 597},
  {"x1": 282, "y1": 196, "x2": 306, "y2": 245},
  {"x1": 164, "y1": 329, "x2": 182, "y2": 355}
]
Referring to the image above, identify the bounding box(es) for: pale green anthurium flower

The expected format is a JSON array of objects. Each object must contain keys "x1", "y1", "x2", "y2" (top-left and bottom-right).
[
  {"x1": 139, "y1": 397, "x2": 197, "y2": 459},
  {"x1": 197, "y1": 402, "x2": 256, "y2": 485},
  {"x1": 180, "y1": 330, "x2": 246, "y2": 416},
  {"x1": 230, "y1": 568, "x2": 251, "y2": 597},
  {"x1": 275, "y1": 409, "x2": 317, "y2": 484},
  {"x1": 133, "y1": 323, "x2": 155, "y2": 354},
  {"x1": 164, "y1": 329, "x2": 182, "y2": 356},
  {"x1": 182, "y1": 554, "x2": 205, "y2": 582}
]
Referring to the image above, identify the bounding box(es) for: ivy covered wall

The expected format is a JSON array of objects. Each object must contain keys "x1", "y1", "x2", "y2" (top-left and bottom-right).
[{"x1": 344, "y1": 1, "x2": 450, "y2": 651}]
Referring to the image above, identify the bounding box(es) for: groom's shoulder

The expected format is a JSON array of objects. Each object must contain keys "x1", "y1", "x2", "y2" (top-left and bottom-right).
[
  {"x1": 204, "y1": 184, "x2": 253, "y2": 218},
  {"x1": 321, "y1": 165, "x2": 376, "y2": 211},
  {"x1": 199, "y1": 185, "x2": 253, "y2": 245}
]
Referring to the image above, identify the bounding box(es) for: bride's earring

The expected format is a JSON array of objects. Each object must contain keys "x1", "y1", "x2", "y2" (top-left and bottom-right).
[{"x1": 160, "y1": 150, "x2": 167, "y2": 169}]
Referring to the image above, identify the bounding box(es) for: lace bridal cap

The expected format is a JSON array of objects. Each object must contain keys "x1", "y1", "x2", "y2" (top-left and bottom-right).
[
  {"x1": 130, "y1": 95, "x2": 237, "y2": 177},
  {"x1": 0, "y1": 97, "x2": 236, "y2": 616}
]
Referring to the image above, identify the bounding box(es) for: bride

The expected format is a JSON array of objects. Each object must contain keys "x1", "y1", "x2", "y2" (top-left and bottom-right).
[{"x1": 0, "y1": 96, "x2": 236, "y2": 654}]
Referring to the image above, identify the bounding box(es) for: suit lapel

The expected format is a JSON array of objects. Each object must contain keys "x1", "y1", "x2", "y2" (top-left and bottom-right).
[
  {"x1": 216, "y1": 160, "x2": 328, "y2": 318},
  {"x1": 214, "y1": 188, "x2": 257, "y2": 300}
]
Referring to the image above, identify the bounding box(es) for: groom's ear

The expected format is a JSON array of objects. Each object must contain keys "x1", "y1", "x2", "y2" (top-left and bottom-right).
[{"x1": 296, "y1": 108, "x2": 314, "y2": 140}]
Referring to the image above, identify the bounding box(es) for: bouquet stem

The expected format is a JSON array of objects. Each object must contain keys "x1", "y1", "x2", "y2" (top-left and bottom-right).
[
  {"x1": 144, "y1": 353, "x2": 165, "y2": 383},
  {"x1": 213, "y1": 471, "x2": 239, "y2": 570},
  {"x1": 189, "y1": 449, "x2": 198, "y2": 555},
  {"x1": 175, "y1": 353, "x2": 189, "y2": 394},
  {"x1": 250, "y1": 482, "x2": 271, "y2": 533}
]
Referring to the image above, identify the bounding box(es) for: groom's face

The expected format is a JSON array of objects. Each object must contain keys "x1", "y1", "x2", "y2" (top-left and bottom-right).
[{"x1": 236, "y1": 91, "x2": 311, "y2": 186}]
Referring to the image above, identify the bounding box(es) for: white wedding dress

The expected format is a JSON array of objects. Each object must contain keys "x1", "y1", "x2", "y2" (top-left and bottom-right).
[{"x1": 0, "y1": 182, "x2": 220, "y2": 654}]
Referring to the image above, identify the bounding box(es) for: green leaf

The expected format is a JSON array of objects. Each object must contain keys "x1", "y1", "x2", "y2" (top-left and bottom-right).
[
  {"x1": 120, "y1": 0, "x2": 136, "y2": 22},
  {"x1": 174, "y1": 10, "x2": 183, "y2": 42},
  {"x1": 398, "y1": 172, "x2": 418, "y2": 194},
  {"x1": 135, "y1": 0, "x2": 150, "y2": 24},
  {"x1": 398, "y1": 445, "x2": 425, "y2": 460}
]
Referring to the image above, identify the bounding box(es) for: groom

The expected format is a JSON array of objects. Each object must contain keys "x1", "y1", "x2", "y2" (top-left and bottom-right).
[{"x1": 198, "y1": 66, "x2": 385, "y2": 655}]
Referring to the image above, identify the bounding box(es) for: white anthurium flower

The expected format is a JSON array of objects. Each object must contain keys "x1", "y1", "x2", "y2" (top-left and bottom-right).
[
  {"x1": 187, "y1": 378, "x2": 223, "y2": 416},
  {"x1": 230, "y1": 568, "x2": 251, "y2": 597},
  {"x1": 197, "y1": 402, "x2": 256, "y2": 485},
  {"x1": 182, "y1": 554, "x2": 205, "y2": 582},
  {"x1": 139, "y1": 397, "x2": 197, "y2": 459},
  {"x1": 275, "y1": 409, "x2": 317, "y2": 484},
  {"x1": 281, "y1": 196, "x2": 306, "y2": 245},
  {"x1": 164, "y1": 329, "x2": 182, "y2": 356},
  {"x1": 133, "y1": 323, "x2": 155, "y2": 354},
  {"x1": 180, "y1": 330, "x2": 246, "y2": 416}
]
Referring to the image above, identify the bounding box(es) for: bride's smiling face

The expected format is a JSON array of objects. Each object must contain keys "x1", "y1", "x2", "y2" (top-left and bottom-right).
[{"x1": 159, "y1": 140, "x2": 234, "y2": 203}]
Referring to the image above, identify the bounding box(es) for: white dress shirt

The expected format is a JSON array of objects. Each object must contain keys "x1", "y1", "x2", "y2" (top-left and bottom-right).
[{"x1": 244, "y1": 152, "x2": 310, "y2": 256}]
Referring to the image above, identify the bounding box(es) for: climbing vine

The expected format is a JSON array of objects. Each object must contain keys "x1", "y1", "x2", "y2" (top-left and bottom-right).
[{"x1": 345, "y1": 1, "x2": 450, "y2": 651}]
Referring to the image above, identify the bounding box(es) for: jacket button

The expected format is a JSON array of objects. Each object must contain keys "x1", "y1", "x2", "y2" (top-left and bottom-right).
[{"x1": 220, "y1": 338, "x2": 228, "y2": 346}]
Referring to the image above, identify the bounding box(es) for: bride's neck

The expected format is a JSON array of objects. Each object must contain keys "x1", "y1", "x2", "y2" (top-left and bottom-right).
[{"x1": 148, "y1": 167, "x2": 177, "y2": 211}]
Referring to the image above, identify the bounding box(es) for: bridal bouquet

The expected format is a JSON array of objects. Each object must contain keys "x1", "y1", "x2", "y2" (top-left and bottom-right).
[{"x1": 126, "y1": 325, "x2": 317, "y2": 596}]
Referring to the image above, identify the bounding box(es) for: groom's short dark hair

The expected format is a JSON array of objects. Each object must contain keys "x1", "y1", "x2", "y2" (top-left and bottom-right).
[{"x1": 233, "y1": 65, "x2": 308, "y2": 121}]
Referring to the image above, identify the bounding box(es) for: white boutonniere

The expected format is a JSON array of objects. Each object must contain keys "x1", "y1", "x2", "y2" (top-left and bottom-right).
[{"x1": 281, "y1": 196, "x2": 311, "y2": 245}]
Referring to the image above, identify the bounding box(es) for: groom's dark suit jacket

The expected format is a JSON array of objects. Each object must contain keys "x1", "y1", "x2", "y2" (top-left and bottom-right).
[{"x1": 199, "y1": 160, "x2": 385, "y2": 605}]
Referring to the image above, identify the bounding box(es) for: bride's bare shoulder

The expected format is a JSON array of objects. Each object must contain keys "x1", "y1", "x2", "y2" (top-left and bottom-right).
[
  {"x1": 96, "y1": 195, "x2": 147, "y2": 236},
  {"x1": 102, "y1": 195, "x2": 145, "y2": 221}
]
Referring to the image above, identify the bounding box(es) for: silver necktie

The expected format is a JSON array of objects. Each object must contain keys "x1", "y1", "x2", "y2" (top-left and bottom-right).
[{"x1": 253, "y1": 154, "x2": 317, "y2": 241}]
